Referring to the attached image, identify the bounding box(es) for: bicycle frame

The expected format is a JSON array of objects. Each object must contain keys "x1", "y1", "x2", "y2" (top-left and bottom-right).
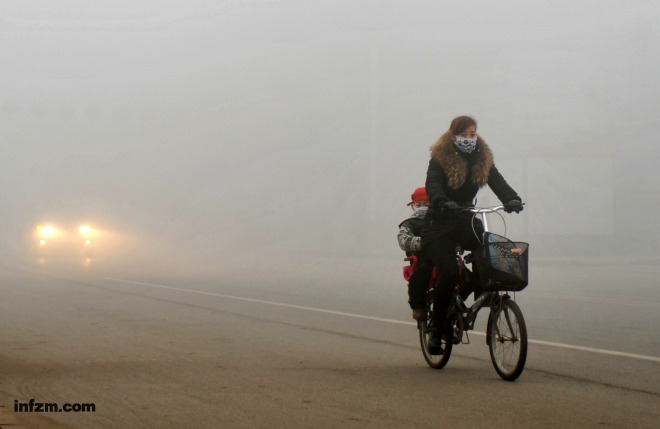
[
  {"x1": 410, "y1": 204, "x2": 528, "y2": 380},
  {"x1": 445, "y1": 205, "x2": 512, "y2": 342},
  {"x1": 402, "y1": 204, "x2": 516, "y2": 330}
]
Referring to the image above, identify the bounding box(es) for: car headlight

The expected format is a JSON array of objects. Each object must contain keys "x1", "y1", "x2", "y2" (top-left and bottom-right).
[
  {"x1": 79, "y1": 225, "x2": 92, "y2": 234},
  {"x1": 37, "y1": 225, "x2": 56, "y2": 235}
]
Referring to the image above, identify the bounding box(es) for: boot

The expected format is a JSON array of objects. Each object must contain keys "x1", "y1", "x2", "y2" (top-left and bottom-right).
[
  {"x1": 412, "y1": 309, "x2": 426, "y2": 321},
  {"x1": 428, "y1": 329, "x2": 444, "y2": 355}
]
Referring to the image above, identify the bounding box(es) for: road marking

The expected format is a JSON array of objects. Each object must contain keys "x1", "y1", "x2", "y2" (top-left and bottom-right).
[
  {"x1": 523, "y1": 290, "x2": 660, "y2": 309},
  {"x1": 104, "y1": 277, "x2": 414, "y2": 325},
  {"x1": 527, "y1": 339, "x2": 660, "y2": 362},
  {"x1": 105, "y1": 277, "x2": 660, "y2": 364}
]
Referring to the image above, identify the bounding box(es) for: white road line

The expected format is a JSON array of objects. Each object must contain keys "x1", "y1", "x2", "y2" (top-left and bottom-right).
[
  {"x1": 524, "y1": 290, "x2": 660, "y2": 309},
  {"x1": 104, "y1": 277, "x2": 660, "y2": 364},
  {"x1": 527, "y1": 339, "x2": 660, "y2": 362},
  {"x1": 104, "y1": 277, "x2": 413, "y2": 325}
]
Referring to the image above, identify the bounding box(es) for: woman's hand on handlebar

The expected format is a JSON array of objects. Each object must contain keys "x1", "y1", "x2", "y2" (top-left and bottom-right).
[
  {"x1": 441, "y1": 201, "x2": 461, "y2": 210},
  {"x1": 504, "y1": 199, "x2": 524, "y2": 213}
]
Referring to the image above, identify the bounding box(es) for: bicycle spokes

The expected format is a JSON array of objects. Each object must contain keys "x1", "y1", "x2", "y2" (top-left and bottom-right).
[
  {"x1": 488, "y1": 299, "x2": 528, "y2": 381},
  {"x1": 496, "y1": 306, "x2": 519, "y2": 343}
]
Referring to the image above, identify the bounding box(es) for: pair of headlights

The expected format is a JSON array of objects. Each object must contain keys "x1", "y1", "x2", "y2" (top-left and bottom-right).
[
  {"x1": 36, "y1": 224, "x2": 94, "y2": 247},
  {"x1": 37, "y1": 224, "x2": 93, "y2": 235}
]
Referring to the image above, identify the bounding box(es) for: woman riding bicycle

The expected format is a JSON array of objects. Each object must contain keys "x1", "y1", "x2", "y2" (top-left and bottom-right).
[{"x1": 421, "y1": 115, "x2": 523, "y2": 354}]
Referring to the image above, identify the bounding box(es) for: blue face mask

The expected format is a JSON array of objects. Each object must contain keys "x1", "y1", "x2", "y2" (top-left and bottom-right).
[{"x1": 453, "y1": 136, "x2": 477, "y2": 154}]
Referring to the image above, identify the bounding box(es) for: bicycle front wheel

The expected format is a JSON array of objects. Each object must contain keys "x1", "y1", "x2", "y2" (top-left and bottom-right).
[{"x1": 488, "y1": 298, "x2": 527, "y2": 381}]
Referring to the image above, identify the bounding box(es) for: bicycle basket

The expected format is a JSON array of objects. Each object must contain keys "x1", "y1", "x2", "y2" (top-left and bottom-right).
[{"x1": 475, "y1": 232, "x2": 529, "y2": 292}]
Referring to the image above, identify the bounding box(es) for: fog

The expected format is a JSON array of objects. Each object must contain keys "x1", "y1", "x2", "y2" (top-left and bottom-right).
[{"x1": 1, "y1": 0, "x2": 659, "y2": 283}]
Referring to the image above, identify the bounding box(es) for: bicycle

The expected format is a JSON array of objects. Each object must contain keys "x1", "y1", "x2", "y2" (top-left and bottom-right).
[{"x1": 404, "y1": 205, "x2": 529, "y2": 381}]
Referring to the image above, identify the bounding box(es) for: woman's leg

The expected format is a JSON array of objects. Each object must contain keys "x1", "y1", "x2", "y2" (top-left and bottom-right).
[
  {"x1": 461, "y1": 218, "x2": 485, "y2": 298},
  {"x1": 424, "y1": 239, "x2": 458, "y2": 332}
]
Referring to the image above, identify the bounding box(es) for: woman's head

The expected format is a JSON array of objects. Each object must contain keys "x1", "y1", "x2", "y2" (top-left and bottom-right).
[
  {"x1": 449, "y1": 115, "x2": 477, "y2": 138},
  {"x1": 449, "y1": 115, "x2": 478, "y2": 154}
]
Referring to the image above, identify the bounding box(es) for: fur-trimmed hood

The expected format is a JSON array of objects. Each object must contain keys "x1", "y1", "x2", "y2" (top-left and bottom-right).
[{"x1": 430, "y1": 132, "x2": 494, "y2": 190}]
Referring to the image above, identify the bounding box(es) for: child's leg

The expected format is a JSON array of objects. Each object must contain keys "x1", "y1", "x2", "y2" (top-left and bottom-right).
[{"x1": 408, "y1": 260, "x2": 432, "y2": 309}]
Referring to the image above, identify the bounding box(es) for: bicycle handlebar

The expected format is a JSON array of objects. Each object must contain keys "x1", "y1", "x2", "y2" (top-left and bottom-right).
[
  {"x1": 464, "y1": 203, "x2": 525, "y2": 213},
  {"x1": 465, "y1": 205, "x2": 506, "y2": 214},
  {"x1": 461, "y1": 204, "x2": 524, "y2": 233}
]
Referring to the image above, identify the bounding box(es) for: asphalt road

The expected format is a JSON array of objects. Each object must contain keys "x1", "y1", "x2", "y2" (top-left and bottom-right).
[{"x1": 0, "y1": 258, "x2": 658, "y2": 428}]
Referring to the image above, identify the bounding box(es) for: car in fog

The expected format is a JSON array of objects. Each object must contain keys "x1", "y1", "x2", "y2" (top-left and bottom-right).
[{"x1": 34, "y1": 222, "x2": 96, "y2": 258}]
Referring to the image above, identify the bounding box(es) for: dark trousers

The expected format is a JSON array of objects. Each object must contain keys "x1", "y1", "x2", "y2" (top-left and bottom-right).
[
  {"x1": 422, "y1": 215, "x2": 484, "y2": 329},
  {"x1": 407, "y1": 257, "x2": 432, "y2": 309}
]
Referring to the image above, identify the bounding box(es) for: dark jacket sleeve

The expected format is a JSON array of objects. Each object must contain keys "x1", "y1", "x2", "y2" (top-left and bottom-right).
[
  {"x1": 425, "y1": 158, "x2": 450, "y2": 211},
  {"x1": 487, "y1": 164, "x2": 521, "y2": 203}
]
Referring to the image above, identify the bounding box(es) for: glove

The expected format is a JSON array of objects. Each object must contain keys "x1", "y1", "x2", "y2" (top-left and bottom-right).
[
  {"x1": 504, "y1": 199, "x2": 523, "y2": 213},
  {"x1": 441, "y1": 201, "x2": 461, "y2": 210}
]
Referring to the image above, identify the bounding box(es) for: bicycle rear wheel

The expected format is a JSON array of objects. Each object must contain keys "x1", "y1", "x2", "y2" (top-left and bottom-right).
[
  {"x1": 419, "y1": 293, "x2": 452, "y2": 369},
  {"x1": 488, "y1": 298, "x2": 527, "y2": 381}
]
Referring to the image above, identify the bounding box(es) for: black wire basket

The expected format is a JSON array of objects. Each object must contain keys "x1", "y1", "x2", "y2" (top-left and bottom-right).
[{"x1": 474, "y1": 232, "x2": 529, "y2": 292}]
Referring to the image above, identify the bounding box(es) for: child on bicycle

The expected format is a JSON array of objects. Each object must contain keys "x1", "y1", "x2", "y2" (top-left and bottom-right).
[{"x1": 398, "y1": 187, "x2": 434, "y2": 321}]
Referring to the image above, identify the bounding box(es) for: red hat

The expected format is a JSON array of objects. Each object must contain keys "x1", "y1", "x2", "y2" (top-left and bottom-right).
[{"x1": 407, "y1": 187, "x2": 428, "y2": 206}]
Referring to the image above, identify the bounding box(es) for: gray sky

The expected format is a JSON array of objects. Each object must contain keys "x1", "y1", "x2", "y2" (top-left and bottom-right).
[{"x1": 1, "y1": 0, "x2": 659, "y2": 276}]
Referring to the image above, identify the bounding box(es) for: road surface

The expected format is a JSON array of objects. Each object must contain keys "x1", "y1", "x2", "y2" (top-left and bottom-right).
[{"x1": 0, "y1": 258, "x2": 658, "y2": 428}]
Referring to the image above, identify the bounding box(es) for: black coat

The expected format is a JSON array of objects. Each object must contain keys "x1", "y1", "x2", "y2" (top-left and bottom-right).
[
  {"x1": 425, "y1": 157, "x2": 519, "y2": 212},
  {"x1": 422, "y1": 134, "x2": 520, "y2": 245}
]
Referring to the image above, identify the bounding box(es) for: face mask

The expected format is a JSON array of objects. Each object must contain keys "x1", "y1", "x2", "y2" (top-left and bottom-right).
[
  {"x1": 413, "y1": 206, "x2": 428, "y2": 218},
  {"x1": 453, "y1": 136, "x2": 477, "y2": 154}
]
